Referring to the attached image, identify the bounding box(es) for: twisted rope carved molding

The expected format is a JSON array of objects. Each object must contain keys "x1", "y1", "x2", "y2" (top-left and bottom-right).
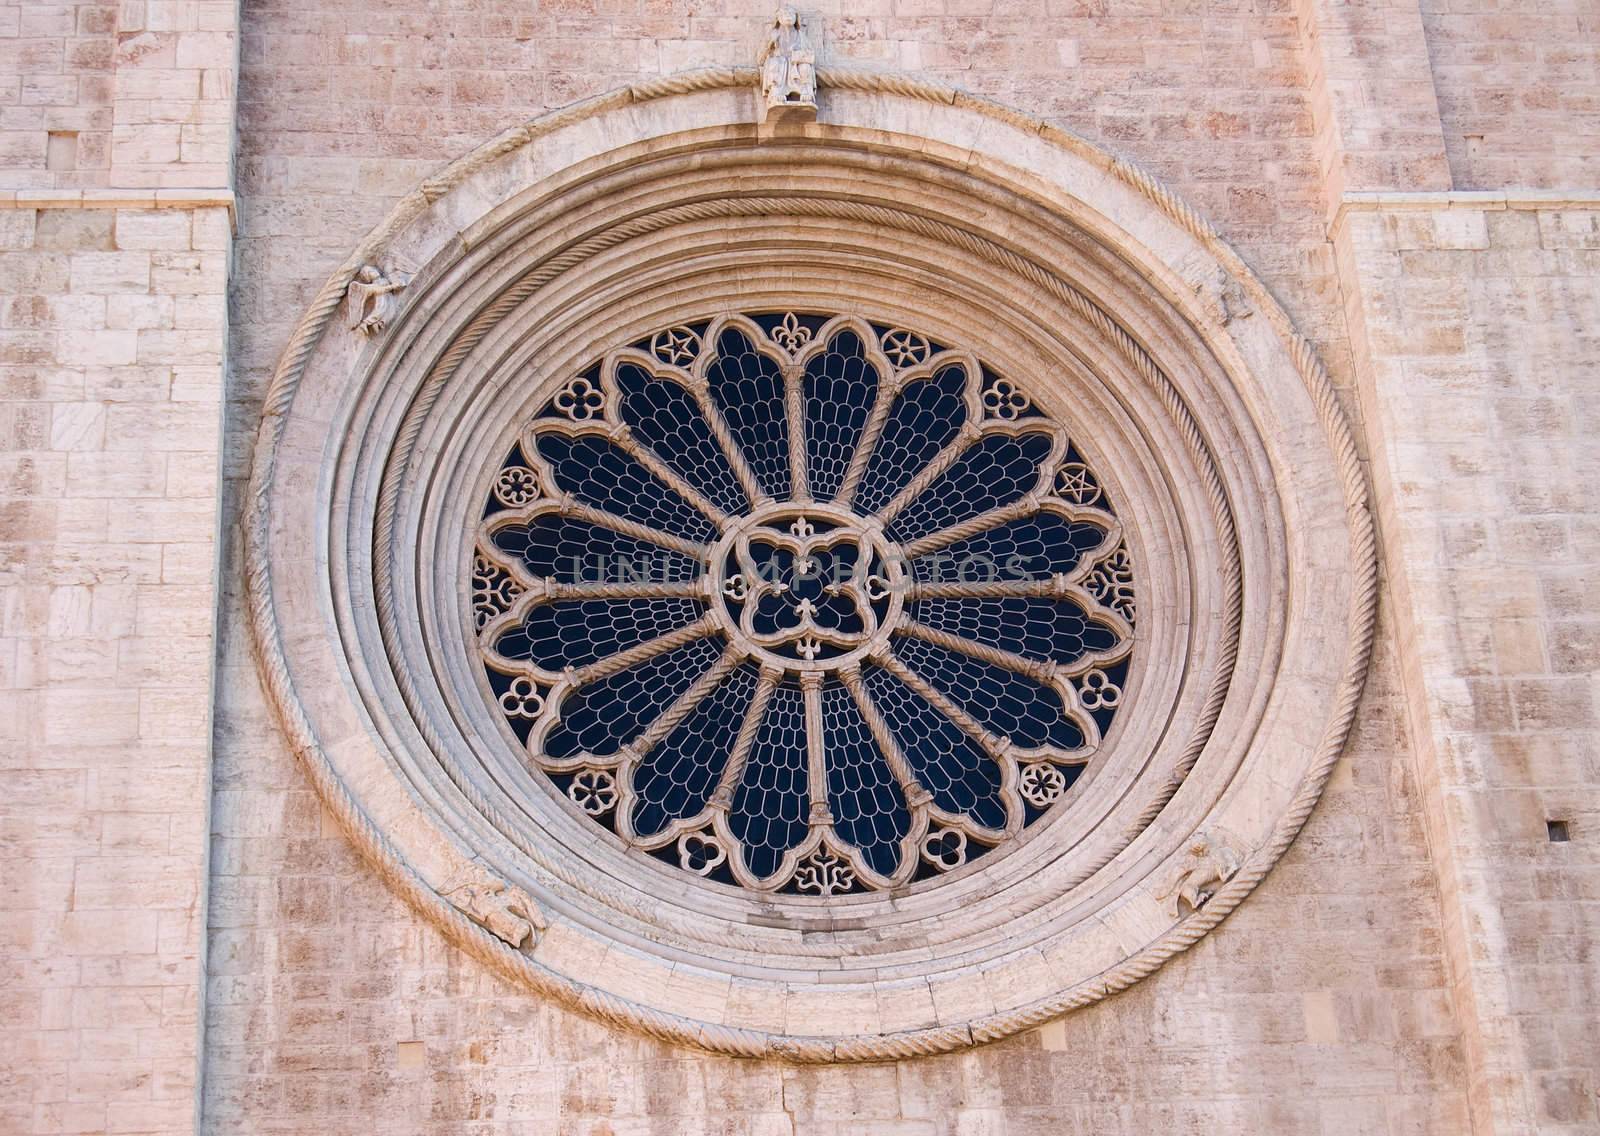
[{"x1": 245, "y1": 66, "x2": 1377, "y2": 1061}]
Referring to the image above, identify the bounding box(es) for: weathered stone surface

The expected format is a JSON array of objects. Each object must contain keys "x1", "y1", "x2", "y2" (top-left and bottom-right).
[
  {"x1": 1339, "y1": 196, "x2": 1600, "y2": 1135},
  {"x1": 2, "y1": 1, "x2": 1597, "y2": 1134}
]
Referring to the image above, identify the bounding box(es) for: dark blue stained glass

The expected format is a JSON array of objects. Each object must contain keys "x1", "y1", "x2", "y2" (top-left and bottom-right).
[
  {"x1": 493, "y1": 597, "x2": 702, "y2": 672},
  {"x1": 532, "y1": 433, "x2": 717, "y2": 545},
  {"x1": 727, "y1": 681, "x2": 811, "y2": 879},
  {"x1": 542, "y1": 638, "x2": 723, "y2": 762},
  {"x1": 861, "y1": 663, "x2": 1007, "y2": 833},
  {"x1": 821, "y1": 680, "x2": 910, "y2": 878},
  {"x1": 491, "y1": 513, "x2": 703, "y2": 584},
  {"x1": 804, "y1": 328, "x2": 880, "y2": 501},
  {"x1": 909, "y1": 595, "x2": 1118, "y2": 669},
  {"x1": 630, "y1": 663, "x2": 760, "y2": 839},
  {"x1": 615, "y1": 360, "x2": 749, "y2": 518},
  {"x1": 705, "y1": 327, "x2": 791, "y2": 500},
  {"x1": 855, "y1": 363, "x2": 970, "y2": 515},
  {"x1": 893, "y1": 638, "x2": 1086, "y2": 752},
  {"x1": 909, "y1": 512, "x2": 1107, "y2": 584},
  {"x1": 887, "y1": 430, "x2": 1057, "y2": 545}
]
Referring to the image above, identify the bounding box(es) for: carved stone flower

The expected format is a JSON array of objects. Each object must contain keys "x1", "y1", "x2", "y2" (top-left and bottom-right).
[{"x1": 474, "y1": 312, "x2": 1134, "y2": 894}]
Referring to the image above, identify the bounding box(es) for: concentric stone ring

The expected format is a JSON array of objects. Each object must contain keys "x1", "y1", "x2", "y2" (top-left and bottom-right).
[{"x1": 247, "y1": 75, "x2": 1374, "y2": 1058}]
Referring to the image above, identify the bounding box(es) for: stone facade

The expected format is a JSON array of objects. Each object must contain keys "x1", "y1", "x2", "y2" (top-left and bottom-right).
[{"x1": 0, "y1": 3, "x2": 1595, "y2": 1135}]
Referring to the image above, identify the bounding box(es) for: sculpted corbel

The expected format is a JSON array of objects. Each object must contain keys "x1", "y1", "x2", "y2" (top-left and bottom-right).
[
  {"x1": 345, "y1": 263, "x2": 409, "y2": 337},
  {"x1": 758, "y1": 6, "x2": 818, "y2": 123},
  {"x1": 441, "y1": 867, "x2": 547, "y2": 949},
  {"x1": 1156, "y1": 829, "x2": 1244, "y2": 918}
]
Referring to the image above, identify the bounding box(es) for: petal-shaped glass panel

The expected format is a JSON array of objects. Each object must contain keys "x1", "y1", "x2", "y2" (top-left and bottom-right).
[
  {"x1": 893, "y1": 638, "x2": 1086, "y2": 752},
  {"x1": 542, "y1": 638, "x2": 723, "y2": 761},
  {"x1": 862, "y1": 663, "x2": 1007, "y2": 831},
  {"x1": 804, "y1": 328, "x2": 880, "y2": 501},
  {"x1": 909, "y1": 596, "x2": 1119, "y2": 668},
  {"x1": 706, "y1": 327, "x2": 791, "y2": 500},
  {"x1": 727, "y1": 682, "x2": 811, "y2": 879},
  {"x1": 534, "y1": 434, "x2": 717, "y2": 544},
  {"x1": 910, "y1": 512, "x2": 1107, "y2": 584},
  {"x1": 630, "y1": 663, "x2": 760, "y2": 839},
  {"x1": 821, "y1": 681, "x2": 911, "y2": 877},
  {"x1": 493, "y1": 598, "x2": 702, "y2": 672},
  {"x1": 855, "y1": 364, "x2": 970, "y2": 516},
  {"x1": 491, "y1": 514, "x2": 703, "y2": 584},
  {"x1": 887, "y1": 430, "x2": 1057, "y2": 544},
  {"x1": 615, "y1": 360, "x2": 749, "y2": 518}
]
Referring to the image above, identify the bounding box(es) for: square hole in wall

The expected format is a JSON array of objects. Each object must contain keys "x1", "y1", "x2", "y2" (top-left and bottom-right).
[
  {"x1": 46, "y1": 132, "x2": 76, "y2": 171},
  {"x1": 396, "y1": 1040, "x2": 425, "y2": 1068},
  {"x1": 1547, "y1": 820, "x2": 1571, "y2": 843}
]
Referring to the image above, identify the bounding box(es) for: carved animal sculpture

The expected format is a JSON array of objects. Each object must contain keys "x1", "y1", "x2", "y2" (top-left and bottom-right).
[
  {"x1": 1156, "y1": 832, "x2": 1242, "y2": 918},
  {"x1": 444, "y1": 878, "x2": 547, "y2": 949}
]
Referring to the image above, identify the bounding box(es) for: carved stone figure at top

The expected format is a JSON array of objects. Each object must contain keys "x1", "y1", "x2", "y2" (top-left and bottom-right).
[
  {"x1": 345, "y1": 264, "x2": 408, "y2": 337},
  {"x1": 758, "y1": 6, "x2": 817, "y2": 123}
]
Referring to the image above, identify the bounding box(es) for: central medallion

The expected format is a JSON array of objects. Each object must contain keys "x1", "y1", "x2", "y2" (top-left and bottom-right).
[{"x1": 713, "y1": 502, "x2": 905, "y2": 671}]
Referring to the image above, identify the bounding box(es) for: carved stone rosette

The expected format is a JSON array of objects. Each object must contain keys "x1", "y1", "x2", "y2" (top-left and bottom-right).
[
  {"x1": 473, "y1": 311, "x2": 1133, "y2": 895},
  {"x1": 246, "y1": 68, "x2": 1375, "y2": 1060}
]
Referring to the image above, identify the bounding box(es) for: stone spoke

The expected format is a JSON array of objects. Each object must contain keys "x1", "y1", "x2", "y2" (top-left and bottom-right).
[
  {"x1": 522, "y1": 579, "x2": 707, "y2": 603},
  {"x1": 897, "y1": 617, "x2": 1128, "y2": 683},
  {"x1": 907, "y1": 575, "x2": 1083, "y2": 601},
  {"x1": 783, "y1": 364, "x2": 812, "y2": 502},
  {"x1": 873, "y1": 420, "x2": 981, "y2": 526},
  {"x1": 693, "y1": 387, "x2": 773, "y2": 510},
  {"x1": 549, "y1": 498, "x2": 712, "y2": 560},
  {"x1": 899, "y1": 495, "x2": 1040, "y2": 559},
  {"x1": 800, "y1": 672, "x2": 831, "y2": 826},
  {"x1": 709, "y1": 665, "x2": 783, "y2": 810},
  {"x1": 875, "y1": 649, "x2": 1010, "y2": 764},
  {"x1": 839, "y1": 666, "x2": 932, "y2": 810},
  {"x1": 568, "y1": 611, "x2": 723, "y2": 687},
  {"x1": 832, "y1": 375, "x2": 895, "y2": 509},
  {"x1": 608, "y1": 422, "x2": 736, "y2": 530}
]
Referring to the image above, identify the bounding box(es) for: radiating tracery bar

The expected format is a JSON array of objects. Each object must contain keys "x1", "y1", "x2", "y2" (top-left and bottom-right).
[{"x1": 471, "y1": 311, "x2": 1135, "y2": 895}]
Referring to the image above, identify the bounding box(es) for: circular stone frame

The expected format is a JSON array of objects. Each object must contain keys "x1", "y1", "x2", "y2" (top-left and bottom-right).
[{"x1": 246, "y1": 67, "x2": 1376, "y2": 1060}]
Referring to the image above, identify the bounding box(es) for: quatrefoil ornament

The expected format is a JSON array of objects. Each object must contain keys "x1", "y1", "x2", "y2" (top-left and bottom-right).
[{"x1": 724, "y1": 512, "x2": 897, "y2": 665}]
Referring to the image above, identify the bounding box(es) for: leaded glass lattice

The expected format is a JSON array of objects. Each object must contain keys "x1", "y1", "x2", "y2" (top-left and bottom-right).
[{"x1": 473, "y1": 312, "x2": 1135, "y2": 894}]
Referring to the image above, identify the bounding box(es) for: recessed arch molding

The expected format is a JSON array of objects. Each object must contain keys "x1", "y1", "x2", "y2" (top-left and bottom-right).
[{"x1": 246, "y1": 66, "x2": 1377, "y2": 1060}]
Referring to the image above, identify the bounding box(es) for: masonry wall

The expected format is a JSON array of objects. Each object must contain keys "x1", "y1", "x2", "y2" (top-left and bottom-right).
[
  {"x1": 0, "y1": 0, "x2": 235, "y2": 191},
  {"x1": 0, "y1": 1, "x2": 237, "y2": 1132},
  {"x1": 203, "y1": 1, "x2": 1470, "y2": 1133},
  {"x1": 0, "y1": 0, "x2": 117, "y2": 187},
  {"x1": 1339, "y1": 198, "x2": 1600, "y2": 1133},
  {"x1": 1295, "y1": 0, "x2": 1600, "y2": 1127},
  {"x1": 1420, "y1": 0, "x2": 1600, "y2": 190},
  {"x1": 0, "y1": 195, "x2": 231, "y2": 1135},
  {"x1": 4, "y1": 0, "x2": 1599, "y2": 1133}
]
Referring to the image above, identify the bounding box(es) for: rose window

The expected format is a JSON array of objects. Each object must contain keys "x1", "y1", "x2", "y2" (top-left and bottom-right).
[{"x1": 472, "y1": 312, "x2": 1135, "y2": 894}]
